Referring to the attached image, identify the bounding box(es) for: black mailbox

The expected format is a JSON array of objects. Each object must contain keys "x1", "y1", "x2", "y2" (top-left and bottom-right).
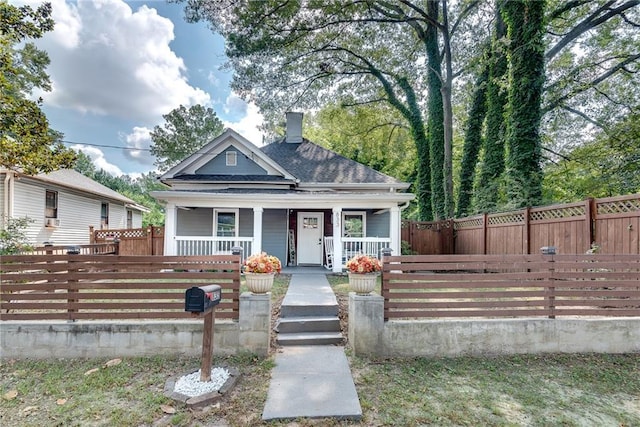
[{"x1": 185, "y1": 285, "x2": 222, "y2": 313}]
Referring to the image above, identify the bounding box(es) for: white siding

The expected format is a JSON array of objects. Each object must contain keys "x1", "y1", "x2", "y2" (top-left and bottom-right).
[
  {"x1": 109, "y1": 202, "x2": 126, "y2": 229},
  {"x1": 11, "y1": 180, "x2": 136, "y2": 246},
  {"x1": 132, "y1": 211, "x2": 143, "y2": 228}
]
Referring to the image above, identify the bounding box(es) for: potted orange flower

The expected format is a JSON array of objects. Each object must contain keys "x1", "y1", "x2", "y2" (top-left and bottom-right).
[
  {"x1": 346, "y1": 254, "x2": 381, "y2": 295},
  {"x1": 243, "y1": 252, "x2": 281, "y2": 293}
]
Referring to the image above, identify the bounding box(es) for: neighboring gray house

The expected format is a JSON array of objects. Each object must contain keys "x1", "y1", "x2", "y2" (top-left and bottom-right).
[
  {"x1": 151, "y1": 112, "x2": 414, "y2": 272},
  {"x1": 0, "y1": 168, "x2": 148, "y2": 246}
]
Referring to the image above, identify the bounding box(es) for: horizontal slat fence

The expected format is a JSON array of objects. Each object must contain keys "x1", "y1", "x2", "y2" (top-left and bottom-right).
[
  {"x1": 24, "y1": 242, "x2": 119, "y2": 255},
  {"x1": 1, "y1": 254, "x2": 241, "y2": 321},
  {"x1": 382, "y1": 254, "x2": 640, "y2": 320}
]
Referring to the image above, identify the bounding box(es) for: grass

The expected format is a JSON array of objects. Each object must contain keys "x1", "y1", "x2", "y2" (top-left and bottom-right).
[{"x1": 1, "y1": 353, "x2": 638, "y2": 426}]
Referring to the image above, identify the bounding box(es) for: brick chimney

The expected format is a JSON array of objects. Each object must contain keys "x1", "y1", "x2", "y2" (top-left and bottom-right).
[{"x1": 285, "y1": 112, "x2": 303, "y2": 143}]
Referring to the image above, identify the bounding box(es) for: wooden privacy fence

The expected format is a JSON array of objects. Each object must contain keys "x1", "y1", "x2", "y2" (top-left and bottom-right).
[
  {"x1": 403, "y1": 193, "x2": 640, "y2": 256},
  {"x1": 1, "y1": 254, "x2": 240, "y2": 321},
  {"x1": 382, "y1": 254, "x2": 640, "y2": 320},
  {"x1": 90, "y1": 226, "x2": 164, "y2": 256}
]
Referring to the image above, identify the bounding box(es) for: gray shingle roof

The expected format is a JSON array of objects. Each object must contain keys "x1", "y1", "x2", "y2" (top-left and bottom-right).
[
  {"x1": 260, "y1": 139, "x2": 404, "y2": 185},
  {"x1": 35, "y1": 169, "x2": 137, "y2": 205}
]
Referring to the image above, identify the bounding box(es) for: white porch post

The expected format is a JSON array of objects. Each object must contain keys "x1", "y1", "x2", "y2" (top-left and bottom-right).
[
  {"x1": 164, "y1": 203, "x2": 177, "y2": 255},
  {"x1": 252, "y1": 207, "x2": 263, "y2": 255},
  {"x1": 390, "y1": 205, "x2": 401, "y2": 256},
  {"x1": 332, "y1": 207, "x2": 342, "y2": 273}
]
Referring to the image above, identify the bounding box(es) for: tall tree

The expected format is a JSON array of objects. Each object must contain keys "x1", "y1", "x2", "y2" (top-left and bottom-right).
[
  {"x1": 0, "y1": 2, "x2": 76, "y2": 174},
  {"x1": 150, "y1": 104, "x2": 224, "y2": 172},
  {"x1": 503, "y1": 0, "x2": 547, "y2": 208},
  {"x1": 456, "y1": 59, "x2": 489, "y2": 217},
  {"x1": 474, "y1": 4, "x2": 508, "y2": 214},
  {"x1": 179, "y1": 0, "x2": 488, "y2": 220}
]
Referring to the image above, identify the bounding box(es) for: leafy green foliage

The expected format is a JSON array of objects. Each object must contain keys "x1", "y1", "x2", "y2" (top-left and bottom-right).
[
  {"x1": 150, "y1": 104, "x2": 224, "y2": 172},
  {"x1": 474, "y1": 7, "x2": 509, "y2": 214},
  {"x1": 503, "y1": 0, "x2": 546, "y2": 209},
  {"x1": 456, "y1": 59, "x2": 489, "y2": 218},
  {"x1": 543, "y1": 113, "x2": 640, "y2": 201},
  {"x1": 0, "y1": 216, "x2": 34, "y2": 255},
  {"x1": 0, "y1": 2, "x2": 76, "y2": 175},
  {"x1": 305, "y1": 104, "x2": 417, "y2": 184}
]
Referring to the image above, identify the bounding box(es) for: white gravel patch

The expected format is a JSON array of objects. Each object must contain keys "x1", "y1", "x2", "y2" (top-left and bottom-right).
[{"x1": 174, "y1": 367, "x2": 230, "y2": 398}]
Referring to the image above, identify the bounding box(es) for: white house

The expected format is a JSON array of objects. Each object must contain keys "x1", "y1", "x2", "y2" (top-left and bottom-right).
[
  {"x1": 0, "y1": 168, "x2": 148, "y2": 246},
  {"x1": 151, "y1": 112, "x2": 414, "y2": 272}
]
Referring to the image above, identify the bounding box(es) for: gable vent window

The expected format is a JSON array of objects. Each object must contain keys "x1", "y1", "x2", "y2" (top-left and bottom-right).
[
  {"x1": 226, "y1": 151, "x2": 237, "y2": 166},
  {"x1": 45, "y1": 190, "x2": 58, "y2": 218}
]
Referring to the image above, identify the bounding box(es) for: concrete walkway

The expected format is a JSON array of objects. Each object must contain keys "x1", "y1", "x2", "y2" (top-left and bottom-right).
[{"x1": 262, "y1": 273, "x2": 362, "y2": 421}]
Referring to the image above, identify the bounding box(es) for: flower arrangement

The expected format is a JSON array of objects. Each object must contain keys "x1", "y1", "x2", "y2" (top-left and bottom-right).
[
  {"x1": 346, "y1": 254, "x2": 382, "y2": 274},
  {"x1": 243, "y1": 252, "x2": 282, "y2": 274}
]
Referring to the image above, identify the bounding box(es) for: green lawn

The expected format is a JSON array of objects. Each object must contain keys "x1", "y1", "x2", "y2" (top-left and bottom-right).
[{"x1": 1, "y1": 353, "x2": 638, "y2": 426}]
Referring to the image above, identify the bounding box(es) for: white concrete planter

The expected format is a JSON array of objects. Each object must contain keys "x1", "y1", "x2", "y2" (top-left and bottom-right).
[
  {"x1": 244, "y1": 272, "x2": 275, "y2": 294},
  {"x1": 348, "y1": 272, "x2": 378, "y2": 295}
]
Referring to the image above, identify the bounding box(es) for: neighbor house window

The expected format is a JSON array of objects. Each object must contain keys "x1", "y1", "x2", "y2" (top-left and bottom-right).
[
  {"x1": 45, "y1": 190, "x2": 58, "y2": 218},
  {"x1": 226, "y1": 151, "x2": 237, "y2": 166},
  {"x1": 126, "y1": 210, "x2": 133, "y2": 228},
  {"x1": 215, "y1": 209, "x2": 238, "y2": 237},
  {"x1": 342, "y1": 212, "x2": 366, "y2": 237},
  {"x1": 101, "y1": 202, "x2": 109, "y2": 228}
]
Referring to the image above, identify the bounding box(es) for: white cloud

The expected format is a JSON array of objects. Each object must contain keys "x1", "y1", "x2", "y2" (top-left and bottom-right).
[
  {"x1": 122, "y1": 126, "x2": 154, "y2": 166},
  {"x1": 223, "y1": 93, "x2": 248, "y2": 116},
  {"x1": 40, "y1": 0, "x2": 210, "y2": 122},
  {"x1": 71, "y1": 144, "x2": 125, "y2": 177},
  {"x1": 223, "y1": 102, "x2": 265, "y2": 146}
]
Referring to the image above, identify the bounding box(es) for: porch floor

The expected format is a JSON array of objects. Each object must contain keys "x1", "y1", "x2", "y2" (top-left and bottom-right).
[{"x1": 280, "y1": 265, "x2": 336, "y2": 275}]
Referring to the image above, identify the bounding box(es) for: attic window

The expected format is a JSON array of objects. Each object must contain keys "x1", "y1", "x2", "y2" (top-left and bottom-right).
[{"x1": 226, "y1": 151, "x2": 237, "y2": 166}]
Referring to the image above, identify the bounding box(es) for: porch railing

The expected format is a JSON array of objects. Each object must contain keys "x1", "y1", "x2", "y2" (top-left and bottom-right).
[
  {"x1": 175, "y1": 236, "x2": 253, "y2": 260},
  {"x1": 324, "y1": 237, "x2": 391, "y2": 269}
]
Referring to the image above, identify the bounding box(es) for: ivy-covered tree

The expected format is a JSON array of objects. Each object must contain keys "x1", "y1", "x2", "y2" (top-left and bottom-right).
[
  {"x1": 474, "y1": 5, "x2": 508, "y2": 214},
  {"x1": 150, "y1": 104, "x2": 224, "y2": 172},
  {"x1": 503, "y1": 0, "x2": 547, "y2": 209},
  {"x1": 0, "y1": 2, "x2": 76, "y2": 174}
]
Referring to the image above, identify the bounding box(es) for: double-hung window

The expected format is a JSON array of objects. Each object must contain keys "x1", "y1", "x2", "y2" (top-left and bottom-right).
[
  {"x1": 45, "y1": 190, "x2": 58, "y2": 218},
  {"x1": 342, "y1": 211, "x2": 366, "y2": 237},
  {"x1": 101, "y1": 202, "x2": 109, "y2": 228},
  {"x1": 215, "y1": 209, "x2": 238, "y2": 237}
]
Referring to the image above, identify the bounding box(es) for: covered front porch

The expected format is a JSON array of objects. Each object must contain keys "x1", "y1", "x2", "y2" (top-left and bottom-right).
[{"x1": 162, "y1": 195, "x2": 407, "y2": 273}]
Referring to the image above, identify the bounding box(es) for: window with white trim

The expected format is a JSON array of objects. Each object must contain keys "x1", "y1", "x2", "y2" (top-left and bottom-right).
[
  {"x1": 226, "y1": 151, "x2": 237, "y2": 166},
  {"x1": 215, "y1": 209, "x2": 238, "y2": 237},
  {"x1": 342, "y1": 211, "x2": 366, "y2": 237}
]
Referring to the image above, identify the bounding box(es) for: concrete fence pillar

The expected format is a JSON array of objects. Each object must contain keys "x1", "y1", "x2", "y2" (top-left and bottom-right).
[
  {"x1": 239, "y1": 292, "x2": 271, "y2": 356},
  {"x1": 348, "y1": 293, "x2": 384, "y2": 356}
]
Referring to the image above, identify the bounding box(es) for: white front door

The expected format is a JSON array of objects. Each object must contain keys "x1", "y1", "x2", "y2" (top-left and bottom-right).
[{"x1": 297, "y1": 212, "x2": 324, "y2": 265}]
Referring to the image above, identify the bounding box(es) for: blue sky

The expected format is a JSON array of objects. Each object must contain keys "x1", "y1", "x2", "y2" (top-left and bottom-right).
[{"x1": 31, "y1": 0, "x2": 264, "y2": 177}]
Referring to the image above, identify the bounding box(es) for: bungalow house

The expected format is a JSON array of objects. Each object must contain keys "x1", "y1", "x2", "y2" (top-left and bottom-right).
[
  {"x1": 151, "y1": 112, "x2": 414, "y2": 272},
  {"x1": 0, "y1": 168, "x2": 148, "y2": 246}
]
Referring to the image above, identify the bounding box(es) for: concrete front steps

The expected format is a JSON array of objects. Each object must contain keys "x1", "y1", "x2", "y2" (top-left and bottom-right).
[
  {"x1": 275, "y1": 316, "x2": 342, "y2": 346},
  {"x1": 275, "y1": 273, "x2": 343, "y2": 346}
]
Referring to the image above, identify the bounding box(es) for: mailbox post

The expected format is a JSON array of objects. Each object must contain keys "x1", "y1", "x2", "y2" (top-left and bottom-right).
[{"x1": 185, "y1": 285, "x2": 222, "y2": 382}]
